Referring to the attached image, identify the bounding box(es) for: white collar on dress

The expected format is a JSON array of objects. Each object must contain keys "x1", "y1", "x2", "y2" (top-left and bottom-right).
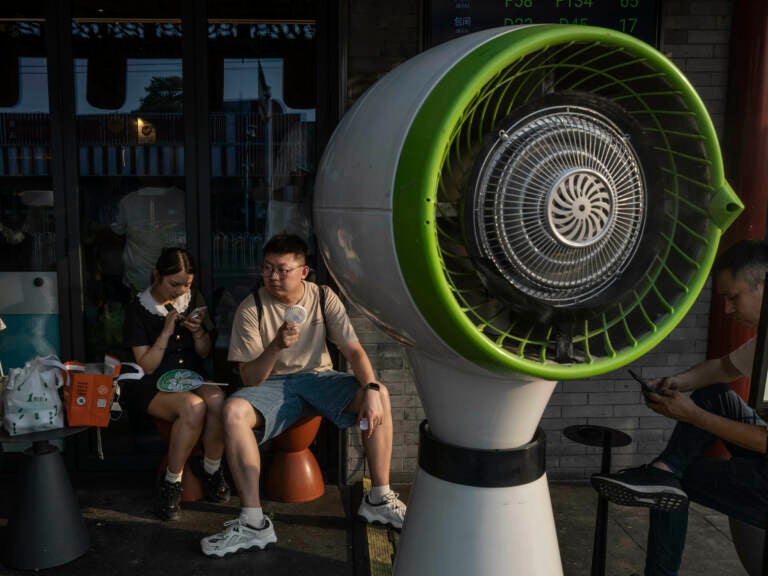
[{"x1": 138, "y1": 288, "x2": 191, "y2": 317}]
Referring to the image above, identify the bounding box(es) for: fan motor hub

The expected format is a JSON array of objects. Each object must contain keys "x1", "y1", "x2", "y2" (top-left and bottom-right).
[{"x1": 547, "y1": 168, "x2": 614, "y2": 248}]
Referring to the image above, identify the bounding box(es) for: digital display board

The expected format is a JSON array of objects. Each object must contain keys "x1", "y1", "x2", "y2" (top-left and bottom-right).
[{"x1": 426, "y1": 0, "x2": 660, "y2": 48}]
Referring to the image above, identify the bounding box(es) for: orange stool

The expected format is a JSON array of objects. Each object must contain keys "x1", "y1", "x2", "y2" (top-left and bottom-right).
[
  {"x1": 263, "y1": 415, "x2": 325, "y2": 503},
  {"x1": 154, "y1": 418, "x2": 204, "y2": 503}
]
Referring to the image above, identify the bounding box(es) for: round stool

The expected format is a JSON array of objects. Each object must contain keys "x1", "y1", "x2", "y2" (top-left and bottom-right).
[
  {"x1": 264, "y1": 415, "x2": 325, "y2": 503},
  {"x1": 154, "y1": 418, "x2": 204, "y2": 502},
  {"x1": 563, "y1": 424, "x2": 632, "y2": 576}
]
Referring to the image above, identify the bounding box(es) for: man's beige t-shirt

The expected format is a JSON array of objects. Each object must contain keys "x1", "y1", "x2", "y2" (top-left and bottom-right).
[
  {"x1": 228, "y1": 282, "x2": 358, "y2": 375},
  {"x1": 729, "y1": 337, "x2": 756, "y2": 377}
]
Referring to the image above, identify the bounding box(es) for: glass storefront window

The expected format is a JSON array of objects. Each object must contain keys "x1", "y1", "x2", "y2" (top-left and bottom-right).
[
  {"x1": 0, "y1": 16, "x2": 54, "y2": 273},
  {"x1": 207, "y1": 16, "x2": 317, "y2": 371},
  {"x1": 73, "y1": 15, "x2": 184, "y2": 363},
  {"x1": 0, "y1": 9, "x2": 61, "y2": 371}
]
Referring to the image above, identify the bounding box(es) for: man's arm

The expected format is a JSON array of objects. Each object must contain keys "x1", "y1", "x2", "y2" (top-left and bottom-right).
[
  {"x1": 339, "y1": 340, "x2": 377, "y2": 386},
  {"x1": 339, "y1": 340, "x2": 386, "y2": 437},
  {"x1": 646, "y1": 389, "x2": 767, "y2": 453},
  {"x1": 693, "y1": 409, "x2": 768, "y2": 453},
  {"x1": 660, "y1": 355, "x2": 743, "y2": 393},
  {"x1": 239, "y1": 322, "x2": 299, "y2": 387}
]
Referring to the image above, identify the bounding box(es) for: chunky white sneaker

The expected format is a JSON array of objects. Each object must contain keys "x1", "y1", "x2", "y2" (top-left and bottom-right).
[
  {"x1": 200, "y1": 517, "x2": 277, "y2": 558},
  {"x1": 357, "y1": 491, "x2": 407, "y2": 530}
]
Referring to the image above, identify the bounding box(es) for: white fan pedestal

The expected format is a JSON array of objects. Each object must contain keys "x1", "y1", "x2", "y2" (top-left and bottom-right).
[{"x1": 392, "y1": 352, "x2": 562, "y2": 576}]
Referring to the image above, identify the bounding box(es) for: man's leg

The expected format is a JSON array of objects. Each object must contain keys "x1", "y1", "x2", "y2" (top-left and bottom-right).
[
  {"x1": 295, "y1": 371, "x2": 407, "y2": 529},
  {"x1": 644, "y1": 509, "x2": 689, "y2": 576},
  {"x1": 657, "y1": 383, "x2": 764, "y2": 474},
  {"x1": 594, "y1": 383, "x2": 767, "y2": 575},
  {"x1": 223, "y1": 398, "x2": 263, "y2": 509},
  {"x1": 592, "y1": 384, "x2": 764, "y2": 509},
  {"x1": 644, "y1": 452, "x2": 768, "y2": 576},
  {"x1": 359, "y1": 385, "x2": 393, "y2": 487},
  {"x1": 200, "y1": 396, "x2": 277, "y2": 558},
  {"x1": 343, "y1": 382, "x2": 406, "y2": 529}
]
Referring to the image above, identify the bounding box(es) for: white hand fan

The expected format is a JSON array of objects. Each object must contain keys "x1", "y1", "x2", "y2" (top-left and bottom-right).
[{"x1": 285, "y1": 305, "x2": 307, "y2": 324}]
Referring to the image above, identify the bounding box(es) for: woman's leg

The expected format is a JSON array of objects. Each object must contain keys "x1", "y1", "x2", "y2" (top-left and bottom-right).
[
  {"x1": 148, "y1": 391, "x2": 206, "y2": 474},
  {"x1": 196, "y1": 385, "x2": 226, "y2": 461}
]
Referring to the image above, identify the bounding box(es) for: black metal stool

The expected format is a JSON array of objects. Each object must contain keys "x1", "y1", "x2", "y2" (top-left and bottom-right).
[{"x1": 563, "y1": 424, "x2": 632, "y2": 576}]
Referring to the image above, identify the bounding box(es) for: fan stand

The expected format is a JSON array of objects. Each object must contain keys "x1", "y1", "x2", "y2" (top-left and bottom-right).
[{"x1": 393, "y1": 352, "x2": 562, "y2": 576}]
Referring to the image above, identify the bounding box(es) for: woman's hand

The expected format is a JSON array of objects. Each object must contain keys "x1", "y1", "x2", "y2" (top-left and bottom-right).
[
  {"x1": 162, "y1": 309, "x2": 180, "y2": 338},
  {"x1": 182, "y1": 308, "x2": 206, "y2": 338}
]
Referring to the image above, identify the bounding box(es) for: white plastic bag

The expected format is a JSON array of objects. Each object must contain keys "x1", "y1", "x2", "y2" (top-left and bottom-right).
[{"x1": 2, "y1": 355, "x2": 65, "y2": 436}]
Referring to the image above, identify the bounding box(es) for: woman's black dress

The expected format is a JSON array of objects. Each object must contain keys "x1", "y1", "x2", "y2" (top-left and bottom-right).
[{"x1": 122, "y1": 287, "x2": 214, "y2": 416}]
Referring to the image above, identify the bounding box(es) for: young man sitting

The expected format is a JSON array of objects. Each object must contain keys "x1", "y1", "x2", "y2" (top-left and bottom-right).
[{"x1": 201, "y1": 233, "x2": 407, "y2": 557}]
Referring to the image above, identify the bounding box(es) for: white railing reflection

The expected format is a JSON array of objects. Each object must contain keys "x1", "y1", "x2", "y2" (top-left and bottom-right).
[{"x1": 213, "y1": 232, "x2": 262, "y2": 271}]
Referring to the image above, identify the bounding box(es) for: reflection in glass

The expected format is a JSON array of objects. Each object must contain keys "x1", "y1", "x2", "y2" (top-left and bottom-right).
[
  {"x1": 0, "y1": 13, "x2": 61, "y2": 373},
  {"x1": 74, "y1": 19, "x2": 185, "y2": 363},
  {"x1": 0, "y1": 18, "x2": 55, "y2": 273},
  {"x1": 209, "y1": 47, "x2": 317, "y2": 360}
]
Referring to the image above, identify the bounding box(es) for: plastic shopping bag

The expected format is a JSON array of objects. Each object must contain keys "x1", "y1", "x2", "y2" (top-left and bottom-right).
[{"x1": 2, "y1": 355, "x2": 65, "y2": 436}]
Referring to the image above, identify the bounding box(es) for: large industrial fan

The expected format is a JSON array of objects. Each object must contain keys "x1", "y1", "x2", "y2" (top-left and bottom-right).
[{"x1": 314, "y1": 25, "x2": 742, "y2": 575}]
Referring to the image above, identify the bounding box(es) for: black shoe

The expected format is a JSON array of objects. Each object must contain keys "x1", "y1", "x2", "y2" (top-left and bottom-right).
[
  {"x1": 155, "y1": 479, "x2": 183, "y2": 521},
  {"x1": 591, "y1": 464, "x2": 688, "y2": 512},
  {"x1": 192, "y1": 459, "x2": 231, "y2": 503}
]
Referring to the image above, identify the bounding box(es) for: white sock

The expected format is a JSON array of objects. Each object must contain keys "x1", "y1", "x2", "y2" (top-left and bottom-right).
[
  {"x1": 165, "y1": 468, "x2": 183, "y2": 484},
  {"x1": 203, "y1": 457, "x2": 221, "y2": 475},
  {"x1": 369, "y1": 484, "x2": 390, "y2": 504},
  {"x1": 241, "y1": 507, "x2": 265, "y2": 528}
]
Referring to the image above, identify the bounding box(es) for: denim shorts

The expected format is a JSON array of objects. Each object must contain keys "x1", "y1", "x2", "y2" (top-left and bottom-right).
[{"x1": 230, "y1": 370, "x2": 360, "y2": 443}]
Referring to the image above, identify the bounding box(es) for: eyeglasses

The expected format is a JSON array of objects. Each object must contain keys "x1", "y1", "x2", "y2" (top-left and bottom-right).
[{"x1": 261, "y1": 264, "x2": 304, "y2": 278}]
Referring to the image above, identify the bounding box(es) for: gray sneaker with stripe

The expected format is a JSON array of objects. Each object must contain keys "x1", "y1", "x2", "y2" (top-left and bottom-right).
[{"x1": 591, "y1": 464, "x2": 688, "y2": 512}]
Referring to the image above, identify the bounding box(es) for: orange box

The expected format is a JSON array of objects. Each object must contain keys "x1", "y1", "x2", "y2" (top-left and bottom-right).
[{"x1": 62, "y1": 356, "x2": 121, "y2": 428}]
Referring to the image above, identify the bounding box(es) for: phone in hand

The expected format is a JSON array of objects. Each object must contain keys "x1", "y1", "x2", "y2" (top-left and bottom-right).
[
  {"x1": 186, "y1": 306, "x2": 207, "y2": 321},
  {"x1": 628, "y1": 369, "x2": 654, "y2": 394}
]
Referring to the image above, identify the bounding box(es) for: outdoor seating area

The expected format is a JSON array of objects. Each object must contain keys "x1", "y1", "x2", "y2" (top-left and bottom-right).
[
  {"x1": 0, "y1": 3, "x2": 764, "y2": 576},
  {"x1": 0, "y1": 477, "x2": 749, "y2": 576}
]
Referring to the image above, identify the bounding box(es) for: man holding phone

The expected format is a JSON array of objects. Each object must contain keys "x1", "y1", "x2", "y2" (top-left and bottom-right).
[{"x1": 592, "y1": 240, "x2": 768, "y2": 576}]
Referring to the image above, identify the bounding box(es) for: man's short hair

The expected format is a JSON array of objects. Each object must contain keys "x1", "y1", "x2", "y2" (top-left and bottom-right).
[
  {"x1": 714, "y1": 239, "x2": 768, "y2": 289},
  {"x1": 263, "y1": 233, "x2": 308, "y2": 261}
]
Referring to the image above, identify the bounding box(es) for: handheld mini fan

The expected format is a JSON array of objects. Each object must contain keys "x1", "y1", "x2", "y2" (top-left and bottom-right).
[
  {"x1": 285, "y1": 305, "x2": 308, "y2": 324},
  {"x1": 314, "y1": 25, "x2": 742, "y2": 576}
]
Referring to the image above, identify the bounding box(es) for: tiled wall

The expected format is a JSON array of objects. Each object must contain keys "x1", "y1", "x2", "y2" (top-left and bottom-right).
[{"x1": 342, "y1": 0, "x2": 735, "y2": 484}]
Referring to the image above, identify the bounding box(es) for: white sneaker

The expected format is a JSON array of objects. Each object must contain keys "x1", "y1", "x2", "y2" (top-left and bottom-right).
[
  {"x1": 357, "y1": 491, "x2": 407, "y2": 530},
  {"x1": 200, "y1": 516, "x2": 277, "y2": 557}
]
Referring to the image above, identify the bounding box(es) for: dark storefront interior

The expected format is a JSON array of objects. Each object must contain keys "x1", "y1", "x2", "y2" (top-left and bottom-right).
[{"x1": 0, "y1": 0, "x2": 344, "y2": 481}]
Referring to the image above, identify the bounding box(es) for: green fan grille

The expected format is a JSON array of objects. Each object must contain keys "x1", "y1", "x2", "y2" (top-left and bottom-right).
[{"x1": 393, "y1": 26, "x2": 742, "y2": 380}]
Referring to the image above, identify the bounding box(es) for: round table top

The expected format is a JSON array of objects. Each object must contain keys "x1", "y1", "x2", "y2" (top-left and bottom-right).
[
  {"x1": 563, "y1": 424, "x2": 632, "y2": 448},
  {"x1": 0, "y1": 426, "x2": 88, "y2": 444}
]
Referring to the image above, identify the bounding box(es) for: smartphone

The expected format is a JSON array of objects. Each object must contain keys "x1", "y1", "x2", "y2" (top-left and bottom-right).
[
  {"x1": 187, "y1": 306, "x2": 207, "y2": 320},
  {"x1": 628, "y1": 369, "x2": 653, "y2": 393}
]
